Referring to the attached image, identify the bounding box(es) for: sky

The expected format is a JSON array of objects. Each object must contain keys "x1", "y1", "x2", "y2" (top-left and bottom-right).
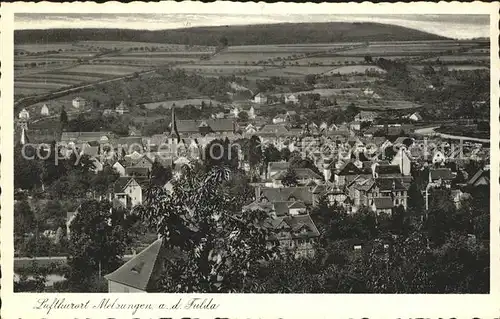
[{"x1": 15, "y1": 13, "x2": 490, "y2": 40}]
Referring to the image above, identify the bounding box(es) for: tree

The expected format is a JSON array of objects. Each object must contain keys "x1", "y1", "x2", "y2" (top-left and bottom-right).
[
  {"x1": 364, "y1": 55, "x2": 373, "y2": 63},
  {"x1": 345, "y1": 102, "x2": 359, "y2": 122},
  {"x1": 66, "y1": 200, "x2": 131, "y2": 291},
  {"x1": 238, "y1": 111, "x2": 249, "y2": 122},
  {"x1": 136, "y1": 166, "x2": 278, "y2": 292},
  {"x1": 89, "y1": 165, "x2": 120, "y2": 197},
  {"x1": 281, "y1": 168, "x2": 299, "y2": 187},
  {"x1": 263, "y1": 144, "x2": 281, "y2": 164},
  {"x1": 14, "y1": 200, "x2": 34, "y2": 237},
  {"x1": 60, "y1": 106, "x2": 68, "y2": 129},
  {"x1": 150, "y1": 160, "x2": 173, "y2": 186},
  {"x1": 304, "y1": 74, "x2": 316, "y2": 85}
]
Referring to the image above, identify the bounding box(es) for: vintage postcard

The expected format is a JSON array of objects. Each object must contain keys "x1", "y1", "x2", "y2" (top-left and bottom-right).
[{"x1": 1, "y1": 1, "x2": 499, "y2": 319}]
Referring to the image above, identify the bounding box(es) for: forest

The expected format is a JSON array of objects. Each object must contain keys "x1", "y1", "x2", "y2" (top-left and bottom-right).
[{"x1": 15, "y1": 22, "x2": 447, "y2": 45}]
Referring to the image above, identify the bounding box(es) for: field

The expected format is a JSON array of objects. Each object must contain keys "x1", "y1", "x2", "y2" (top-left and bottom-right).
[
  {"x1": 226, "y1": 43, "x2": 359, "y2": 53},
  {"x1": 422, "y1": 55, "x2": 490, "y2": 62},
  {"x1": 324, "y1": 65, "x2": 386, "y2": 75},
  {"x1": 143, "y1": 98, "x2": 220, "y2": 110},
  {"x1": 14, "y1": 39, "x2": 488, "y2": 100},
  {"x1": 411, "y1": 64, "x2": 489, "y2": 71}
]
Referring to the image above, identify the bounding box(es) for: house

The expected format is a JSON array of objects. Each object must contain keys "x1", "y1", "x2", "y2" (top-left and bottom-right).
[
  {"x1": 285, "y1": 94, "x2": 299, "y2": 104},
  {"x1": 467, "y1": 169, "x2": 489, "y2": 187},
  {"x1": 113, "y1": 177, "x2": 143, "y2": 207},
  {"x1": 363, "y1": 88, "x2": 374, "y2": 95},
  {"x1": 348, "y1": 177, "x2": 408, "y2": 212},
  {"x1": 256, "y1": 187, "x2": 314, "y2": 206},
  {"x1": 371, "y1": 197, "x2": 393, "y2": 215},
  {"x1": 40, "y1": 104, "x2": 50, "y2": 116},
  {"x1": 451, "y1": 189, "x2": 471, "y2": 209},
  {"x1": 175, "y1": 119, "x2": 236, "y2": 136},
  {"x1": 268, "y1": 168, "x2": 323, "y2": 188},
  {"x1": 244, "y1": 123, "x2": 258, "y2": 135},
  {"x1": 115, "y1": 101, "x2": 130, "y2": 115},
  {"x1": 273, "y1": 114, "x2": 287, "y2": 124},
  {"x1": 263, "y1": 214, "x2": 320, "y2": 258},
  {"x1": 112, "y1": 161, "x2": 126, "y2": 177},
  {"x1": 105, "y1": 238, "x2": 180, "y2": 292},
  {"x1": 18, "y1": 108, "x2": 30, "y2": 120},
  {"x1": 72, "y1": 97, "x2": 86, "y2": 108},
  {"x1": 248, "y1": 106, "x2": 256, "y2": 119},
  {"x1": 349, "y1": 121, "x2": 362, "y2": 131},
  {"x1": 60, "y1": 132, "x2": 111, "y2": 144},
  {"x1": 354, "y1": 111, "x2": 379, "y2": 123},
  {"x1": 432, "y1": 151, "x2": 446, "y2": 165},
  {"x1": 333, "y1": 161, "x2": 369, "y2": 187},
  {"x1": 372, "y1": 163, "x2": 402, "y2": 178},
  {"x1": 253, "y1": 92, "x2": 268, "y2": 104},
  {"x1": 428, "y1": 168, "x2": 455, "y2": 188},
  {"x1": 409, "y1": 112, "x2": 423, "y2": 122},
  {"x1": 267, "y1": 161, "x2": 290, "y2": 179},
  {"x1": 391, "y1": 148, "x2": 412, "y2": 176}
]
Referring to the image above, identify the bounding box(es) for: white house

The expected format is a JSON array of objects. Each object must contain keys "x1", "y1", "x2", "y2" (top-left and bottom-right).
[
  {"x1": 254, "y1": 93, "x2": 267, "y2": 104},
  {"x1": 409, "y1": 112, "x2": 423, "y2": 122},
  {"x1": 248, "y1": 106, "x2": 256, "y2": 119},
  {"x1": 432, "y1": 151, "x2": 446, "y2": 165},
  {"x1": 112, "y1": 161, "x2": 126, "y2": 177},
  {"x1": 285, "y1": 94, "x2": 299, "y2": 104},
  {"x1": 273, "y1": 114, "x2": 287, "y2": 124},
  {"x1": 72, "y1": 97, "x2": 86, "y2": 108},
  {"x1": 232, "y1": 106, "x2": 240, "y2": 118},
  {"x1": 391, "y1": 148, "x2": 412, "y2": 176},
  {"x1": 363, "y1": 88, "x2": 374, "y2": 95},
  {"x1": 40, "y1": 104, "x2": 50, "y2": 116},
  {"x1": 113, "y1": 177, "x2": 143, "y2": 208},
  {"x1": 18, "y1": 108, "x2": 30, "y2": 120}
]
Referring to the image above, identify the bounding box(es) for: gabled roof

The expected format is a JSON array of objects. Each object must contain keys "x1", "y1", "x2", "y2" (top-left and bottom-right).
[
  {"x1": 373, "y1": 197, "x2": 394, "y2": 210},
  {"x1": 270, "y1": 168, "x2": 322, "y2": 181},
  {"x1": 337, "y1": 162, "x2": 362, "y2": 176},
  {"x1": 268, "y1": 161, "x2": 290, "y2": 171},
  {"x1": 467, "y1": 169, "x2": 489, "y2": 186},
  {"x1": 288, "y1": 201, "x2": 307, "y2": 209},
  {"x1": 259, "y1": 187, "x2": 313, "y2": 205},
  {"x1": 104, "y1": 238, "x2": 178, "y2": 291},
  {"x1": 375, "y1": 178, "x2": 406, "y2": 191},
  {"x1": 114, "y1": 177, "x2": 137, "y2": 193},
  {"x1": 375, "y1": 164, "x2": 401, "y2": 175},
  {"x1": 258, "y1": 124, "x2": 289, "y2": 135},
  {"x1": 176, "y1": 119, "x2": 234, "y2": 134},
  {"x1": 430, "y1": 168, "x2": 454, "y2": 181}
]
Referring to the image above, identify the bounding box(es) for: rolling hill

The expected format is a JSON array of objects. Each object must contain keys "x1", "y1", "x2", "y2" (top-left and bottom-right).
[{"x1": 15, "y1": 22, "x2": 449, "y2": 46}]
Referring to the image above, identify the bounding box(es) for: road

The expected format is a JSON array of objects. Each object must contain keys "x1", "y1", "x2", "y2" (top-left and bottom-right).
[{"x1": 414, "y1": 126, "x2": 490, "y2": 143}]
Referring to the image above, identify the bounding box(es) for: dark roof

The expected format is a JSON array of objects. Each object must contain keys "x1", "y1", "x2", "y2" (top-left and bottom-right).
[
  {"x1": 337, "y1": 162, "x2": 362, "y2": 176},
  {"x1": 264, "y1": 214, "x2": 320, "y2": 239},
  {"x1": 271, "y1": 168, "x2": 322, "y2": 181},
  {"x1": 375, "y1": 178, "x2": 406, "y2": 191},
  {"x1": 176, "y1": 119, "x2": 234, "y2": 134},
  {"x1": 375, "y1": 164, "x2": 401, "y2": 175},
  {"x1": 430, "y1": 168, "x2": 455, "y2": 181},
  {"x1": 467, "y1": 169, "x2": 490, "y2": 186},
  {"x1": 104, "y1": 238, "x2": 179, "y2": 291},
  {"x1": 259, "y1": 187, "x2": 313, "y2": 205},
  {"x1": 268, "y1": 161, "x2": 290, "y2": 171},
  {"x1": 114, "y1": 177, "x2": 135, "y2": 193},
  {"x1": 125, "y1": 166, "x2": 150, "y2": 177},
  {"x1": 257, "y1": 124, "x2": 289, "y2": 135},
  {"x1": 373, "y1": 197, "x2": 394, "y2": 210}
]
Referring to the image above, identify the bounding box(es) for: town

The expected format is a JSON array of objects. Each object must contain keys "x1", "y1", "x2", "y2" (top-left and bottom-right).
[{"x1": 13, "y1": 20, "x2": 490, "y2": 294}]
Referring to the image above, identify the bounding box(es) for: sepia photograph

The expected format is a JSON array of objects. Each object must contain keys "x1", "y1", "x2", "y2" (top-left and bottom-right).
[{"x1": 10, "y1": 10, "x2": 492, "y2": 295}]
